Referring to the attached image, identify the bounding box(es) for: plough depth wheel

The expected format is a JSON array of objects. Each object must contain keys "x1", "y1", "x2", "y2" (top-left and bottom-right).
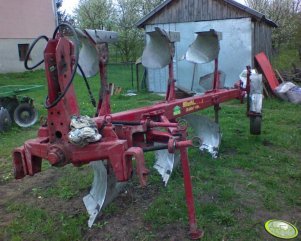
[{"x1": 250, "y1": 115, "x2": 262, "y2": 135}]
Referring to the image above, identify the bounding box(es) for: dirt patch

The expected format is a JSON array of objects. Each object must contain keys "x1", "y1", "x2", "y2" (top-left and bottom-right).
[
  {"x1": 155, "y1": 223, "x2": 188, "y2": 241},
  {"x1": 262, "y1": 139, "x2": 274, "y2": 147},
  {"x1": 0, "y1": 169, "x2": 64, "y2": 228},
  {"x1": 220, "y1": 148, "x2": 238, "y2": 156},
  {"x1": 0, "y1": 168, "x2": 192, "y2": 241},
  {"x1": 233, "y1": 168, "x2": 250, "y2": 176},
  {"x1": 198, "y1": 192, "x2": 217, "y2": 204},
  {"x1": 0, "y1": 158, "x2": 12, "y2": 184},
  {"x1": 82, "y1": 181, "x2": 189, "y2": 241},
  {"x1": 234, "y1": 129, "x2": 244, "y2": 136}
]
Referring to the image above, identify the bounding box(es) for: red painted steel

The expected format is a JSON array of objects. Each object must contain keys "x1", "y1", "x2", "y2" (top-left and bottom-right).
[
  {"x1": 180, "y1": 146, "x2": 204, "y2": 239},
  {"x1": 255, "y1": 52, "x2": 279, "y2": 91},
  {"x1": 97, "y1": 43, "x2": 111, "y2": 116},
  {"x1": 166, "y1": 61, "x2": 176, "y2": 101},
  {"x1": 12, "y1": 34, "x2": 248, "y2": 240}
]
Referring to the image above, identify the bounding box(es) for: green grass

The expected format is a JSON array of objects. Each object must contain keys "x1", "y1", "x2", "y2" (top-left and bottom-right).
[
  {"x1": 30, "y1": 165, "x2": 93, "y2": 200},
  {"x1": 3, "y1": 203, "x2": 87, "y2": 241},
  {"x1": 272, "y1": 46, "x2": 301, "y2": 71},
  {"x1": 0, "y1": 68, "x2": 301, "y2": 240}
]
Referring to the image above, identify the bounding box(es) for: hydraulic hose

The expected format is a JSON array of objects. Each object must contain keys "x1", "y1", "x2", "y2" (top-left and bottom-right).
[
  {"x1": 77, "y1": 64, "x2": 96, "y2": 107},
  {"x1": 44, "y1": 22, "x2": 80, "y2": 109},
  {"x1": 24, "y1": 22, "x2": 96, "y2": 109},
  {"x1": 24, "y1": 35, "x2": 49, "y2": 70}
]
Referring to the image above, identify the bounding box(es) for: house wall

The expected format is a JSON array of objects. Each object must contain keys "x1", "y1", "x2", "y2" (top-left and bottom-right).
[
  {"x1": 0, "y1": 0, "x2": 56, "y2": 73},
  {"x1": 0, "y1": 38, "x2": 46, "y2": 73},
  {"x1": 0, "y1": 0, "x2": 56, "y2": 38},
  {"x1": 145, "y1": 18, "x2": 253, "y2": 93}
]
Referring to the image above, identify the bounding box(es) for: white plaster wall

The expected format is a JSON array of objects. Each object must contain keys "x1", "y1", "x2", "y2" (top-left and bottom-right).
[
  {"x1": 0, "y1": 0, "x2": 56, "y2": 39},
  {"x1": 0, "y1": 38, "x2": 46, "y2": 73}
]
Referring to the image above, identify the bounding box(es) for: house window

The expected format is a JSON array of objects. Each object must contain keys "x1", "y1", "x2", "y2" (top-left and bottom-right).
[{"x1": 18, "y1": 44, "x2": 30, "y2": 61}]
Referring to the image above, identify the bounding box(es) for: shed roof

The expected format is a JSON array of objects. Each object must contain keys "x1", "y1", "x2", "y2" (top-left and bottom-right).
[{"x1": 136, "y1": 0, "x2": 277, "y2": 28}]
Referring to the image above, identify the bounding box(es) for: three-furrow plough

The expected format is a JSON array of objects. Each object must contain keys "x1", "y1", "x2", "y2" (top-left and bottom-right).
[{"x1": 12, "y1": 23, "x2": 263, "y2": 239}]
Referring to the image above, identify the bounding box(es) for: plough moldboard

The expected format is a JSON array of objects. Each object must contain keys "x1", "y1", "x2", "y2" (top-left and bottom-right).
[{"x1": 12, "y1": 24, "x2": 263, "y2": 239}]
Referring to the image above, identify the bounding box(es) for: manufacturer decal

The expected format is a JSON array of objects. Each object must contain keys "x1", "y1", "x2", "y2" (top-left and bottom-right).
[{"x1": 183, "y1": 100, "x2": 196, "y2": 108}]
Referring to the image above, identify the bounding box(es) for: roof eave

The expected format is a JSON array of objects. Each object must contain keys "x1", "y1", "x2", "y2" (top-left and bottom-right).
[
  {"x1": 136, "y1": 0, "x2": 173, "y2": 28},
  {"x1": 224, "y1": 0, "x2": 277, "y2": 27},
  {"x1": 136, "y1": 0, "x2": 277, "y2": 28},
  {"x1": 262, "y1": 16, "x2": 278, "y2": 28}
]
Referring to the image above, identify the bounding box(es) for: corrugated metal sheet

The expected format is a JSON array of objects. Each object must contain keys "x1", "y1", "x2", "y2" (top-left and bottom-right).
[{"x1": 145, "y1": 18, "x2": 252, "y2": 92}]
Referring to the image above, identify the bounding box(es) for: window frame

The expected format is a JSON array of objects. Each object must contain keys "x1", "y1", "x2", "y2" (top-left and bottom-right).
[{"x1": 18, "y1": 43, "x2": 30, "y2": 61}]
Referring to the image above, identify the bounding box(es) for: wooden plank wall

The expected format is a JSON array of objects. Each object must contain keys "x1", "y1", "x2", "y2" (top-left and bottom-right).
[
  {"x1": 254, "y1": 22, "x2": 272, "y2": 59},
  {"x1": 146, "y1": 0, "x2": 250, "y2": 25}
]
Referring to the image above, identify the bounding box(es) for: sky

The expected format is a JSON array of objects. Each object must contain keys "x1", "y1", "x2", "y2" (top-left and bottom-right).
[
  {"x1": 61, "y1": 0, "x2": 246, "y2": 15},
  {"x1": 61, "y1": 0, "x2": 79, "y2": 15}
]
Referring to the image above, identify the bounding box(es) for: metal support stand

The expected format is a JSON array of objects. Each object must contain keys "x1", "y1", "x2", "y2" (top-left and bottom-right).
[
  {"x1": 180, "y1": 146, "x2": 204, "y2": 240},
  {"x1": 214, "y1": 104, "x2": 220, "y2": 124},
  {"x1": 97, "y1": 43, "x2": 111, "y2": 116}
]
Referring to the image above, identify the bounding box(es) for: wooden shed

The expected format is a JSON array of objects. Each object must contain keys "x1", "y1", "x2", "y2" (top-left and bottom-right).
[{"x1": 137, "y1": 0, "x2": 277, "y2": 92}]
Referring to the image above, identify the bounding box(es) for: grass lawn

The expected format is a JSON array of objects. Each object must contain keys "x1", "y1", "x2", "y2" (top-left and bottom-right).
[{"x1": 0, "y1": 67, "x2": 300, "y2": 241}]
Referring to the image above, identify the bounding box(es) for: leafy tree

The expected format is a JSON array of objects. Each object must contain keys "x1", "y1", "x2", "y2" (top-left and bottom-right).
[
  {"x1": 140, "y1": 0, "x2": 166, "y2": 15},
  {"x1": 245, "y1": 0, "x2": 301, "y2": 49},
  {"x1": 294, "y1": 13, "x2": 301, "y2": 60},
  {"x1": 74, "y1": 0, "x2": 116, "y2": 30},
  {"x1": 113, "y1": 0, "x2": 164, "y2": 62},
  {"x1": 74, "y1": 0, "x2": 164, "y2": 62},
  {"x1": 56, "y1": 0, "x2": 75, "y2": 25},
  {"x1": 114, "y1": 0, "x2": 144, "y2": 62},
  {"x1": 56, "y1": 0, "x2": 64, "y2": 23}
]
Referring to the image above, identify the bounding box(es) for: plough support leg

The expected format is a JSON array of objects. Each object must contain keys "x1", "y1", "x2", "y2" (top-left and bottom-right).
[{"x1": 180, "y1": 146, "x2": 204, "y2": 240}]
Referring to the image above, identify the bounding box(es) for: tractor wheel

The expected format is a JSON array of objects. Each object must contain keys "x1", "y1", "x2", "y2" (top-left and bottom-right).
[
  {"x1": 250, "y1": 115, "x2": 261, "y2": 135},
  {"x1": 0, "y1": 107, "x2": 12, "y2": 132},
  {"x1": 13, "y1": 103, "x2": 38, "y2": 128}
]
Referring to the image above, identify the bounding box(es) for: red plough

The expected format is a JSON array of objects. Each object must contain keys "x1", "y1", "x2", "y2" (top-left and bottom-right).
[{"x1": 12, "y1": 24, "x2": 262, "y2": 239}]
